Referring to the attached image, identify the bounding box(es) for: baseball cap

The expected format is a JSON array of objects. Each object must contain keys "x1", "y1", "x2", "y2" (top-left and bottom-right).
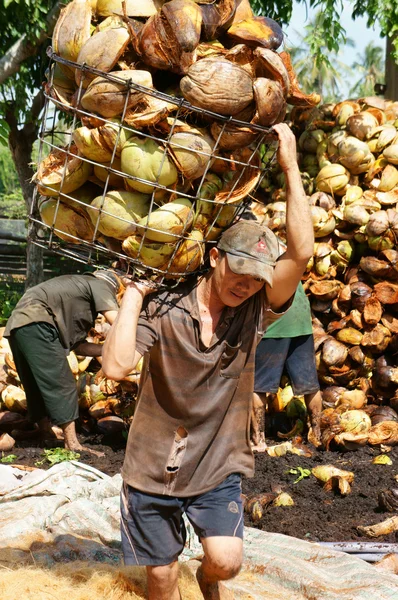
[
  {"x1": 217, "y1": 220, "x2": 282, "y2": 286},
  {"x1": 93, "y1": 269, "x2": 120, "y2": 291}
]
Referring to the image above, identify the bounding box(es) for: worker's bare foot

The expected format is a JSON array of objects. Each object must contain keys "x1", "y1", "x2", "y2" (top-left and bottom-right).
[
  {"x1": 196, "y1": 569, "x2": 234, "y2": 600},
  {"x1": 65, "y1": 442, "x2": 105, "y2": 457}
]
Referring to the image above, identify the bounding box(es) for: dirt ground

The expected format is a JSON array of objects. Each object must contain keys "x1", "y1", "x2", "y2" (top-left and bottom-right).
[{"x1": 9, "y1": 432, "x2": 398, "y2": 544}]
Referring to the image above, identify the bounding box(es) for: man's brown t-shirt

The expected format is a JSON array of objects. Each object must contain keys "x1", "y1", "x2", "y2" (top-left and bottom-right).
[{"x1": 122, "y1": 279, "x2": 288, "y2": 497}]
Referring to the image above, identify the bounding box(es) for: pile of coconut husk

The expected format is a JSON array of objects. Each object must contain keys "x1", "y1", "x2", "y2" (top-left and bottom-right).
[
  {"x1": 0, "y1": 319, "x2": 139, "y2": 446},
  {"x1": 32, "y1": 0, "x2": 320, "y2": 282},
  {"x1": 251, "y1": 96, "x2": 398, "y2": 450}
]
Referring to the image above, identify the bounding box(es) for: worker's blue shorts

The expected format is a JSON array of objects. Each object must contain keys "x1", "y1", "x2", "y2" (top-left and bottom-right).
[
  {"x1": 254, "y1": 334, "x2": 320, "y2": 396},
  {"x1": 120, "y1": 473, "x2": 244, "y2": 566}
]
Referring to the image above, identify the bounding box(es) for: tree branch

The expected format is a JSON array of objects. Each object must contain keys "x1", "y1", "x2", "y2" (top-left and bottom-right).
[{"x1": 0, "y1": 1, "x2": 62, "y2": 86}]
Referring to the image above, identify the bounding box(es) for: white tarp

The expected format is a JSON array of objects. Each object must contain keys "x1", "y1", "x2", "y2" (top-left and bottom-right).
[{"x1": 1, "y1": 462, "x2": 398, "y2": 599}]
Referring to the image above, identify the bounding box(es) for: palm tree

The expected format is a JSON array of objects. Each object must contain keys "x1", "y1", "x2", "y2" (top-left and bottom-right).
[
  {"x1": 349, "y1": 42, "x2": 385, "y2": 97},
  {"x1": 286, "y1": 11, "x2": 354, "y2": 103}
]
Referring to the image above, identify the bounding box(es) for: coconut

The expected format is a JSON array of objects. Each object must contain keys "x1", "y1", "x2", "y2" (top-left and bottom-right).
[
  {"x1": 164, "y1": 229, "x2": 204, "y2": 274},
  {"x1": 39, "y1": 198, "x2": 96, "y2": 244},
  {"x1": 81, "y1": 70, "x2": 153, "y2": 118},
  {"x1": 89, "y1": 191, "x2": 150, "y2": 239},
  {"x1": 121, "y1": 137, "x2": 178, "y2": 194},
  {"x1": 122, "y1": 234, "x2": 177, "y2": 268},
  {"x1": 1, "y1": 385, "x2": 27, "y2": 413},
  {"x1": 168, "y1": 129, "x2": 215, "y2": 180},
  {"x1": 137, "y1": 197, "x2": 193, "y2": 242},
  {"x1": 93, "y1": 158, "x2": 125, "y2": 188},
  {"x1": 35, "y1": 145, "x2": 92, "y2": 197},
  {"x1": 180, "y1": 58, "x2": 254, "y2": 116}
]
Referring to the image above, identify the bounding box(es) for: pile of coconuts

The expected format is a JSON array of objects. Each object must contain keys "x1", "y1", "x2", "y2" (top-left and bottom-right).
[
  {"x1": 33, "y1": 0, "x2": 320, "y2": 281},
  {"x1": 251, "y1": 96, "x2": 398, "y2": 451}
]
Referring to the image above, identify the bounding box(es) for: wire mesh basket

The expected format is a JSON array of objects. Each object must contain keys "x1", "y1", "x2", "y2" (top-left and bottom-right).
[{"x1": 30, "y1": 48, "x2": 278, "y2": 285}]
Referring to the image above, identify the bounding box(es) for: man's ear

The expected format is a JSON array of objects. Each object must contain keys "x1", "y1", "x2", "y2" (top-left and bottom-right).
[{"x1": 209, "y1": 247, "x2": 221, "y2": 268}]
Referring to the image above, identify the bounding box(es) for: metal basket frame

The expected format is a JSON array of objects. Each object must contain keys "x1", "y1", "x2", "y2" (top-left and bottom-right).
[{"x1": 30, "y1": 48, "x2": 278, "y2": 285}]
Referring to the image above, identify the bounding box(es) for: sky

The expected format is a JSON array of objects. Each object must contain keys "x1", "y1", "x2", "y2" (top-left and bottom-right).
[{"x1": 283, "y1": 1, "x2": 384, "y2": 96}]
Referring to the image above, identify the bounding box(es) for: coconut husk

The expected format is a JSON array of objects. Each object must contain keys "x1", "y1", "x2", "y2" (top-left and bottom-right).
[
  {"x1": 75, "y1": 22, "x2": 130, "y2": 88},
  {"x1": 253, "y1": 47, "x2": 290, "y2": 96},
  {"x1": 96, "y1": 0, "x2": 163, "y2": 17},
  {"x1": 322, "y1": 337, "x2": 349, "y2": 367},
  {"x1": 124, "y1": 95, "x2": 175, "y2": 129},
  {"x1": 223, "y1": 44, "x2": 255, "y2": 77},
  {"x1": 381, "y1": 313, "x2": 398, "y2": 334},
  {"x1": 212, "y1": 147, "x2": 261, "y2": 204},
  {"x1": 368, "y1": 421, "x2": 398, "y2": 445},
  {"x1": 226, "y1": 16, "x2": 283, "y2": 50},
  {"x1": 309, "y1": 280, "x2": 342, "y2": 301},
  {"x1": 138, "y1": 0, "x2": 201, "y2": 74},
  {"x1": 35, "y1": 145, "x2": 92, "y2": 197},
  {"x1": 374, "y1": 281, "x2": 398, "y2": 305},
  {"x1": 279, "y1": 51, "x2": 322, "y2": 107},
  {"x1": 363, "y1": 296, "x2": 383, "y2": 325},
  {"x1": 361, "y1": 324, "x2": 391, "y2": 353},
  {"x1": 52, "y1": 0, "x2": 92, "y2": 80},
  {"x1": 253, "y1": 78, "x2": 286, "y2": 126},
  {"x1": 200, "y1": 0, "x2": 236, "y2": 41},
  {"x1": 336, "y1": 327, "x2": 363, "y2": 345}
]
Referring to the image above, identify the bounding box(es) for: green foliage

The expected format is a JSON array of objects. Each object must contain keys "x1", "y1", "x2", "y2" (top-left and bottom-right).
[
  {"x1": 286, "y1": 466, "x2": 312, "y2": 483},
  {"x1": 0, "y1": 453, "x2": 18, "y2": 464},
  {"x1": 0, "y1": 145, "x2": 25, "y2": 216},
  {"x1": 35, "y1": 448, "x2": 81, "y2": 467},
  {"x1": 252, "y1": 0, "x2": 398, "y2": 67},
  {"x1": 0, "y1": 0, "x2": 59, "y2": 138},
  {"x1": 349, "y1": 41, "x2": 385, "y2": 97},
  {"x1": 0, "y1": 285, "x2": 23, "y2": 325}
]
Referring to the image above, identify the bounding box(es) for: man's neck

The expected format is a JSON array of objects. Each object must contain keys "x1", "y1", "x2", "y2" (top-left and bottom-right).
[{"x1": 196, "y1": 274, "x2": 224, "y2": 316}]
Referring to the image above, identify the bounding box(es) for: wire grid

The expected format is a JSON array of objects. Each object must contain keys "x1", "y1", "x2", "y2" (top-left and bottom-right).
[{"x1": 30, "y1": 49, "x2": 278, "y2": 285}]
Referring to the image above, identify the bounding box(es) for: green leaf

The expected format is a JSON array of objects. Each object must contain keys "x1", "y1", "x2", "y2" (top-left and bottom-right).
[
  {"x1": 286, "y1": 466, "x2": 312, "y2": 484},
  {"x1": 1, "y1": 454, "x2": 18, "y2": 463},
  {"x1": 35, "y1": 448, "x2": 80, "y2": 467}
]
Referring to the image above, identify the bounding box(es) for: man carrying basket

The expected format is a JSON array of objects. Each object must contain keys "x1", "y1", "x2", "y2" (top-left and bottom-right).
[{"x1": 103, "y1": 124, "x2": 314, "y2": 600}]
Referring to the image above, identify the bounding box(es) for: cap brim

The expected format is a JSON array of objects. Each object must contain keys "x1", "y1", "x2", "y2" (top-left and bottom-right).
[{"x1": 226, "y1": 254, "x2": 274, "y2": 287}]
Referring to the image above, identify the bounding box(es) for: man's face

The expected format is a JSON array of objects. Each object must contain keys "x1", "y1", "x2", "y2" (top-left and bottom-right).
[{"x1": 209, "y1": 249, "x2": 265, "y2": 307}]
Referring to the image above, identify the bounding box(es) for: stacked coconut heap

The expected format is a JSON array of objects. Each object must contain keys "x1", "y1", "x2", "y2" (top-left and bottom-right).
[
  {"x1": 0, "y1": 320, "x2": 140, "y2": 448},
  {"x1": 33, "y1": 0, "x2": 320, "y2": 280},
  {"x1": 252, "y1": 96, "x2": 398, "y2": 450}
]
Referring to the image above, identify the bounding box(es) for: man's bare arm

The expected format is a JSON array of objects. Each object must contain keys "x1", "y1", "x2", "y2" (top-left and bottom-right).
[
  {"x1": 102, "y1": 282, "x2": 154, "y2": 381},
  {"x1": 266, "y1": 123, "x2": 314, "y2": 311}
]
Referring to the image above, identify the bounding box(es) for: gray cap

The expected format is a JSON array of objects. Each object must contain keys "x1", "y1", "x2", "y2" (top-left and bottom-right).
[{"x1": 217, "y1": 221, "x2": 281, "y2": 286}]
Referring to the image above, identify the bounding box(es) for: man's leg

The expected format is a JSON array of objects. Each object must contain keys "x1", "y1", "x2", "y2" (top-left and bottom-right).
[
  {"x1": 186, "y1": 473, "x2": 244, "y2": 599},
  {"x1": 197, "y1": 536, "x2": 242, "y2": 600},
  {"x1": 120, "y1": 482, "x2": 186, "y2": 599},
  {"x1": 147, "y1": 562, "x2": 181, "y2": 600},
  {"x1": 304, "y1": 390, "x2": 322, "y2": 446}
]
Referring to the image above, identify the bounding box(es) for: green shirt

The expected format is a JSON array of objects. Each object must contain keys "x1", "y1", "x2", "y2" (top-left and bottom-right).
[{"x1": 263, "y1": 282, "x2": 313, "y2": 339}]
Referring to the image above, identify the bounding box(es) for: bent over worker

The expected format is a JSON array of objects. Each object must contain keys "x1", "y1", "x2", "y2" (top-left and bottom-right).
[
  {"x1": 4, "y1": 270, "x2": 123, "y2": 454},
  {"x1": 102, "y1": 123, "x2": 314, "y2": 600}
]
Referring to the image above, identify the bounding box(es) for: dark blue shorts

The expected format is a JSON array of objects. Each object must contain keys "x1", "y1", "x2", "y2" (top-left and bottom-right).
[
  {"x1": 254, "y1": 334, "x2": 320, "y2": 396},
  {"x1": 120, "y1": 473, "x2": 244, "y2": 566}
]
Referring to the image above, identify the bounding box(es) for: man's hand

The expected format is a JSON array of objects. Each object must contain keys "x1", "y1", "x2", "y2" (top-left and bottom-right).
[{"x1": 272, "y1": 123, "x2": 299, "y2": 174}]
